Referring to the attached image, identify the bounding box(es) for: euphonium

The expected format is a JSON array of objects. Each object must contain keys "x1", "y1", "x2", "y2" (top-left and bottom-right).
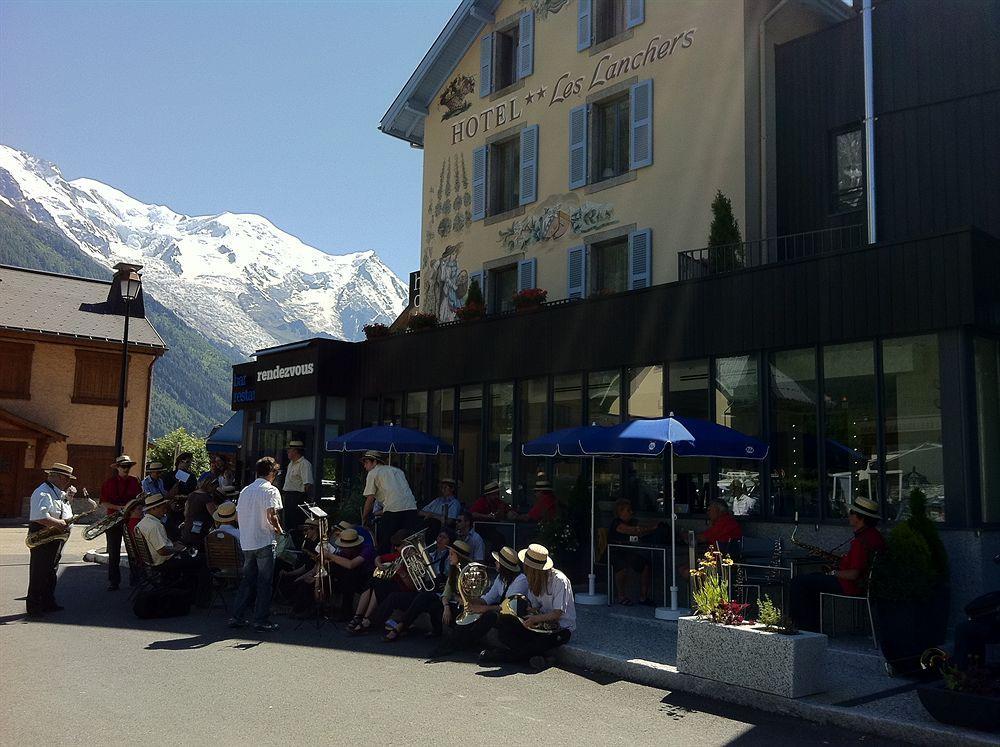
[
  {"x1": 455, "y1": 562, "x2": 491, "y2": 625},
  {"x1": 400, "y1": 541, "x2": 437, "y2": 592}
]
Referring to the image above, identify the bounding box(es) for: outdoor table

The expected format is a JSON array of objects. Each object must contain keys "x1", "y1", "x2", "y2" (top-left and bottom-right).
[{"x1": 606, "y1": 542, "x2": 680, "y2": 607}]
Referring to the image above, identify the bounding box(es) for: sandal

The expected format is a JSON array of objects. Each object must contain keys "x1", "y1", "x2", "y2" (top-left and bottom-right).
[
  {"x1": 350, "y1": 618, "x2": 372, "y2": 636},
  {"x1": 383, "y1": 626, "x2": 406, "y2": 642},
  {"x1": 346, "y1": 614, "x2": 364, "y2": 633}
]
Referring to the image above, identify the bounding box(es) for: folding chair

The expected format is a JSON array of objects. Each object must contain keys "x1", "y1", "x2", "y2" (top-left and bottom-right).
[
  {"x1": 820, "y1": 557, "x2": 878, "y2": 649},
  {"x1": 203, "y1": 531, "x2": 243, "y2": 614}
]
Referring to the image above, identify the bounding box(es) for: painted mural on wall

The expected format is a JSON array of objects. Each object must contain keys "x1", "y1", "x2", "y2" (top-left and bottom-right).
[
  {"x1": 423, "y1": 242, "x2": 470, "y2": 323},
  {"x1": 439, "y1": 74, "x2": 476, "y2": 121},
  {"x1": 520, "y1": 0, "x2": 568, "y2": 19},
  {"x1": 429, "y1": 153, "x2": 473, "y2": 242},
  {"x1": 498, "y1": 193, "x2": 618, "y2": 254}
]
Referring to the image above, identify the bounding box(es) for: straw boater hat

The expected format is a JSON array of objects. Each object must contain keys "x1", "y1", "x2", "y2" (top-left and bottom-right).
[
  {"x1": 212, "y1": 501, "x2": 237, "y2": 523},
  {"x1": 361, "y1": 450, "x2": 385, "y2": 463},
  {"x1": 215, "y1": 484, "x2": 238, "y2": 498},
  {"x1": 142, "y1": 493, "x2": 169, "y2": 510},
  {"x1": 112, "y1": 455, "x2": 136, "y2": 468},
  {"x1": 483, "y1": 480, "x2": 500, "y2": 494},
  {"x1": 335, "y1": 520, "x2": 353, "y2": 533},
  {"x1": 534, "y1": 479, "x2": 552, "y2": 491},
  {"x1": 336, "y1": 528, "x2": 364, "y2": 548},
  {"x1": 849, "y1": 496, "x2": 880, "y2": 519},
  {"x1": 439, "y1": 477, "x2": 457, "y2": 486},
  {"x1": 518, "y1": 543, "x2": 554, "y2": 571},
  {"x1": 450, "y1": 539, "x2": 472, "y2": 559},
  {"x1": 45, "y1": 463, "x2": 76, "y2": 480},
  {"x1": 492, "y1": 546, "x2": 521, "y2": 573},
  {"x1": 146, "y1": 461, "x2": 164, "y2": 472},
  {"x1": 287, "y1": 440, "x2": 304, "y2": 449}
]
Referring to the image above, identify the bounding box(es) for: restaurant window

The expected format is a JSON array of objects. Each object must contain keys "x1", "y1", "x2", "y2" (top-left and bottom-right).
[
  {"x1": 380, "y1": 393, "x2": 402, "y2": 425},
  {"x1": 269, "y1": 396, "x2": 315, "y2": 424},
  {"x1": 552, "y1": 373, "x2": 584, "y2": 496},
  {"x1": 486, "y1": 382, "x2": 515, "y2": 500},
  {"x1": 404, "y1": 391, "x2": 428, "y2": 432},
  {"x1": 489, "y1": 265, "x2": 518, "y2": 314},
  {"x1": 0, "y1": 341, "x2": 33, "y2": 399},
  {"x1": 715, "y1": 355, "x2": 762, "y2": 516},
  {"x1": 832, "y1": 126, "x2": 863, "y2": 212},
  {"x1": 594, "y1": 0, "x2": 626, "y2": 45},
  {"x1": 768, "y1": 348, "x2": 820, "y2": 519},
  {"x1": 489, "y1": 136, "x2": 520, "y2": 217},
  {"x1": 322, "y1": 423, "x2": 342, "y2": 500},
  {"x1": 592, "y1": 95, "x2": 629, "y2": 183},
  {"x1": 975, "y1": 337, "x2": 1000, "y2": 523},
  {"x1": 626, "y1": 365, "x2": 664, "y2": 511},
  {"x1": 588, "y1": 369, "x2": 622, "y2": 425},
  {"x1": 668, "y1": 359, "x2": 711, "y2": 514},
  {"x1": 457, "y1": 385, "x2": 483, "y2": 504},
  {"x1": 822, "y1": 342, "x2": 878, "y2": 519},
  {"x1": 403, "y1": 391, "x2": 429, "y2": 503},
  {"x1": 72, "y1": 349, "x2": 121, "y2": 406},
  {"x1": 518, "y1": 377, "x2": 549, "y2": 505},
  {"x1": 882, "y1": 335, "x2": 944, "y2": 522},
  {"x1": 430, "y1": 388, "x2": 456, "y2": 490},
  {"x1": 589, "y1": 237, "x2": 628, "y2": 295}
]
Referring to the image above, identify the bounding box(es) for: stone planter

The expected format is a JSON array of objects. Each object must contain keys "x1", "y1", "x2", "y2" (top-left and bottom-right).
[{"x1": 676, "y1": 616, "x2": 828, "y2": 698}]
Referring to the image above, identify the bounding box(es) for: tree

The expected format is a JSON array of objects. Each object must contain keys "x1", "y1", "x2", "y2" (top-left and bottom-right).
[
  {"x1": 148, "y1": 427, "x2": 210, "y2": 476},
  {"x1": 466, "y1": 277, "x2": 484, "y2": 307},
  {"x1": 707, "y1": 190, "x2": 745, "y2": 273}
]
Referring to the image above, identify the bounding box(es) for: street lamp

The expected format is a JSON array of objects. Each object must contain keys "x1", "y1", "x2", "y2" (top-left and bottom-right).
[{"x1": 114, "y1": 267, "x2": 142, "y2": 458}]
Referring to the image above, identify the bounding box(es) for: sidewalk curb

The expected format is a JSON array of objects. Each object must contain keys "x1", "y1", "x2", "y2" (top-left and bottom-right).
[{"x1": 555, "y1": 645, "x2": 994, "y2": 746}]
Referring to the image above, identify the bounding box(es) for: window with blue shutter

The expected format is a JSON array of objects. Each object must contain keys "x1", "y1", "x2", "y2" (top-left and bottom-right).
[
  {"x1": 471, "y1": 145, "x2": 488, "y2": 221},
  {"x1": 519, "y1": 124, "x2": 538, "y2": 206},
  {"x1": 517, "y1": 11, "x2": 534, "y2": 79},
  {"x1": 480, "y1": 33, "x2": 493, "y2": 97},
  {"x1": 567, "y1": 245, "x2": 588, "y2": 299},
  {"x1": 577, "y1": 0, "x2": 592, "y2": 51},
  {"x1": 568, "y1": 104, "x2": 588, "y2": 189},
  {"x1": 626, "y1": 0, "x2": 645, "y2": 29},
  {"x1": 628, "y1": 228, "x2": 651, "y2": 289},
  {"x1": 517, "y1": 258, "x2": 537, "y2": 292},
  {"x1": 629, "y1": 79, "x2": 653, "y2": 170}
]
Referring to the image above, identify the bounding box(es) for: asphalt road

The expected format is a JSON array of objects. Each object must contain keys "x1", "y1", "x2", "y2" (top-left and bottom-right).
[{"x1": 0, "y1": 528, "x2": 893, "y2": 746}]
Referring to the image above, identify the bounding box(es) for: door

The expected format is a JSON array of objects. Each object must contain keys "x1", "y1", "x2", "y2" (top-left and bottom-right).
[{"x1": 0, "y1": 442, "x2": 26, "y2": 517}]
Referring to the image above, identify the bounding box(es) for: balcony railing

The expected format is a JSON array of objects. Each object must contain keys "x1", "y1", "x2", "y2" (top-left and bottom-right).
[{"x1": 678, "y1": 224, "x2": 867, "y2": 281}]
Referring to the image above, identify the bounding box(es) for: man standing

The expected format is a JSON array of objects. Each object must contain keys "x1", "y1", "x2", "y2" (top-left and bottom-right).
[
  {"x1": 282, "y1": 440, "x2": 313, "y2": 529},
  {"x1": 231, "y1": 456, "x2": 285, "y2": 632},
  {"x1": 100, "y1": 455, "x2": 142, "y2": 591},
  {"x1": 360, "y1": 451, "x2": 417, "y2": 554},
  {"x1": 26, "y1": 463, "x2": 93, "y2": 617}
]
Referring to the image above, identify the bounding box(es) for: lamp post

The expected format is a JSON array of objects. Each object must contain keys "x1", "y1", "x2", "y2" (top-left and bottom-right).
[{"x1": 114, "y1": 268, "x2": 143, "y2": 458}]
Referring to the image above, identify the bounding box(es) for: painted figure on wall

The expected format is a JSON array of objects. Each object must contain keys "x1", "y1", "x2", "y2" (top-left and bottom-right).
[{"x1": 424, "y1": 242, "x2": 469, "y2": 322}]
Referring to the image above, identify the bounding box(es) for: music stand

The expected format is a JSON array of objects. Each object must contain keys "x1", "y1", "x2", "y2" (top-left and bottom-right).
[{"x1": 296, "y1": 502, "x2": 331, "y2": 630}]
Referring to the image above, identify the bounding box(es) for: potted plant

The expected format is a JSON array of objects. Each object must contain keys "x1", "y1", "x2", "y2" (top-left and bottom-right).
[
  {"x1": 406, "y1": 312, "x2": 438, "y2": 331},
  {"x1": 513, "y1": 287, "x2": 547, "y2": 312},
  {"x1": 917, "y1": 649, "x2": 1000, "y2": 731},
  {"x1": 363, "y1": 322, "x2": 390, "y2": 339},
  {"x1": 455, "y1": 301, "x2": 485, "y2": 321},
  {"x1": 677, "y1": 553, "x2": 827, "y2": 698}
]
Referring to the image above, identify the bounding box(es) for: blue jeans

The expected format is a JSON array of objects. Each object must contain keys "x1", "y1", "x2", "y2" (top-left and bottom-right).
[{"x1": 233, "y1": 544, "x2": 275, "y2": 625}]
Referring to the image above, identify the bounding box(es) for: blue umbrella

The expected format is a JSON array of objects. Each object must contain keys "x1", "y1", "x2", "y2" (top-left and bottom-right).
[{"x1": 325, "y1": 424, "x2": 454, "y2": 455}]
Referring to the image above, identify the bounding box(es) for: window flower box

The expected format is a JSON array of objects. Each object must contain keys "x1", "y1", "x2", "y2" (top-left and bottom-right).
[{"x1": 513, "y1": 288, "x2": 547, "y2": 311}]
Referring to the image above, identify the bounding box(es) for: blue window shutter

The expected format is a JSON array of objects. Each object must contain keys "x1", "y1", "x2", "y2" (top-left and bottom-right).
[
  {"x1": 517, "y1": 258, "x2": 537, "y2": 292},
  {"x1": 629, "y1": 79, "x2": 653, "y2": 170},
  {"x1": 577, "y1": 0, "x2": 592, "y2": 51},
  {"x1": 567, "y1": 245, "x2": 587, "y2": 299},
  {"x1": 468, "y1": 271, "x2": 483, "y2": 303},
  {"x1": 626, "y1": 0, "x2": 645, "y2": 29},
  {"x1": 519, "y1": 124, "x2": 538, "y2": 206},
  {"x1": 517, "y1": 11, "x2": 534, "y2": 79},
  {"x1": 628, "y1": 228, "x2": 652, "y2": 290},
  {"x1": 471, "y1": 145, "x2": 488, "y2": 221},
  {"x1": 480, "y1": 33, "x2": 493, "y2": 97},
  {"x1": 568, "y1": 104, "x2": 588, "y2": 189}
]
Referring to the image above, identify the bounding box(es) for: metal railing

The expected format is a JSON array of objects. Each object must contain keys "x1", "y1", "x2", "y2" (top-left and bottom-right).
[{"x1": 678, "y1": 224, "x2": 867, "y2": 280}]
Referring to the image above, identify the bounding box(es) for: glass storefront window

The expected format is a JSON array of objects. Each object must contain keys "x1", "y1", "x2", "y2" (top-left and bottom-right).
[
  {"x1": 402, "y1": 391, "x2": 429, "y2": 502},
  {"x1": 404, "y1": 391, "x2": 428, "y2": 431},
  {"x1": 268, "y1": 396, "x2": 315, "y2": 424},
  {"x1": 627, "y1": 365, "x2": 663, "y2": 418},
  {"x1": 768, "y1": 348, "x2": 820, "y2": 518},
  {"x1": 381, "y1": 393, "x2": 402, "y2": 425},
  {"x1": 974, "y1": 337, "x2": 1000, "y2": 523},
  {"x1": 882, "y1": 335, "x2": 944, "y2": 522},
  {"x1": 486, "y1": 382, "x2": 515, "y2": 501},
  {"x1": 518, "y1": 378, "x2": 549, "y2": 506},
  {"x1": 362, "y1": 398, "x2": 378, "y2": 427},
  {"x1": 322, "y1": 423, "x2": 342, "y2": 500},
  {"x1": 822, "y1": 341, "x2": 877, "y2": 519},
  {"x1": 669, "y1": 359, "x2": 710, "y2": 514},
  {"x1": 626, "y1": 366, "x2": 664, "y2": 511},
  {"x1": 715, "y1": 355, "x2": 762, "y2": 516},
  {"x1": 457, "y1": 385, "x2": 483, "y2": 504},
  {"x1": 430, "y1": 387, "x2": 455, "y2": 491},
  {"x1": 553, "y1": 373, "x2": 583, "y2": 430},
  {"x1": 588, "y1": 369, "x2": 622, "y2": 425}
]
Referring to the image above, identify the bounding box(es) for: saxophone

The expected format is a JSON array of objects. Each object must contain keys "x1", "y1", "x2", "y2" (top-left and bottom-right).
[
  {"x1": 27, "y1": 505, "x2": 97, "y2": 548},
  {"x1": 789, "y1": 522, "x2": 841, "y2": 568}
]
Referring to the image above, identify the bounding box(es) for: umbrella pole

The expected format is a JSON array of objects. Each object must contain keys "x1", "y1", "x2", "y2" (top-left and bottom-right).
[
  {"x1": 576, "y1": 455, "x2": 607, "y2": 605},
  {"x1": 670, "y1": 443, "x2": 678, "y2": 610}
]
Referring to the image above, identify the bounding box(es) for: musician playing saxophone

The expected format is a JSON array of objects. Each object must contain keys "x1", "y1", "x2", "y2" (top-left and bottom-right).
[{"x1": 789, "y1": 497, "x2": 886, "y2": 631}]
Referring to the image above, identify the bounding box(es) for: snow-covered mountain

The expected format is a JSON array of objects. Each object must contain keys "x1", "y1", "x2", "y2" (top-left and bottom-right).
[{"x1": 0, "y1": 145, "x2": 408, "y2": 355}]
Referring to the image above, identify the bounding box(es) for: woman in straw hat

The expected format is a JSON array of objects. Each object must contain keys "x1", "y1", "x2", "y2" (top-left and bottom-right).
[
  {"x1": 211, "y1": 501, "x2": 240, "y2": 542},
  {"x1": 789, "y1": 496, "x2": 887, "y2": 631},
  {"x1": 480, "y1": 544, "x2": 575, "y2": 667}
]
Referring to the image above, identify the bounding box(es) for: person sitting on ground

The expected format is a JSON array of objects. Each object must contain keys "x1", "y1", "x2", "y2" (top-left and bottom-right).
[
  {"x1": 609, "y1": 498, "x2": 660, "y2": 606},
  {"x1": 514, "y1": 479, "x2": 559, "y2": 523},
  {"x1": 789, "y1": 497, "x2": 885, "y2": 632},
  {"x1": 687, "y1": 498, "x2": 743, "y2": 555},
  {"x1": 211, "y1": 501, "x2": 240, "y2": 542},
  {"x1": 470, "y1": 481, "x2": 514, "y2": 521},
  {"x1": 322, "y1": 528, "x2": 376, "y2": 621},
  {"x1": 480, "y1": 544, "x2": 575, "y2": 669},
  {"x1": 455, "y1": 510, "x2": 486, "y2": 562},
  {"x1": 134, "y1": 493, "x2": 198, "y2": 587},
  {"x1": 419, "y1": 478, "x2": 463, "y2": 528},
  {"x1": 347, "y1": 528, "x2": 411, "y2": 634}
]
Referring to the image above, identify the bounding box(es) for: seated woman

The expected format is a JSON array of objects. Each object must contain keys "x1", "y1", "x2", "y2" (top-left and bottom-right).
[
  {"x1": 609, "y1": 498, "x2": 661, "y2": 606},
  {"x1": 210, "y1": 500, "x2": 240, "y2": 542},
  {"x1": 347, "y1": 528, "x2": 411, "y2": 634},
  {"x1": 480, "y1": 544, "x2": 575, "y2": 668},
  {"x1": 322, "y1": 528, "x2": 376, "y2": 621}
]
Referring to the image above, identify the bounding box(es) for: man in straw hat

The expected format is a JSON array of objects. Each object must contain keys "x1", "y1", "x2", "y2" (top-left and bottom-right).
[
  {"x1": 480, "y1": 544, "x2": 575, "y2": 668},
  {"x1": 470, "y1": 480, "x2": 513, "y2": 521},
  {"x1": 142, "y1": 461, "x2": 167, "y2": 497},
  {"x1": 789, "y1": 496, "x2": 887, "y2": 631},
  {"x1": 320, "y1": 528, "x2": 377, "y2": 621},
  {"x1": 514, "y1": 478, "x2": 559, "y2": 523},
  {"x1": 101, "y1": 455, "x2": 142, "y2": 591},
  {"x1": 26, "y1": 463, "x2": 93, "y2": 617},
  {"x1": 134, "y1": 493, "x2": 199, "y2": 584},
  {"x1": 282, "y1": 439, "x2": 313, "y2": 529},
  {"x1": 211, "y1": 501, "x2": 240, "y2": 542},
  {"x1": 418, "y1": 476, "x2": 462, "y2": 530},
  {"x1": 360, "y1": 450, "x2": 418, "y2": 554}
]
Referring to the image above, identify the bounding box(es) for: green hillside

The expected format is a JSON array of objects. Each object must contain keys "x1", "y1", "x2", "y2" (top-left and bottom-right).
[{"x1": 0, "y1": 201, "x2": 239, "y2": 437}]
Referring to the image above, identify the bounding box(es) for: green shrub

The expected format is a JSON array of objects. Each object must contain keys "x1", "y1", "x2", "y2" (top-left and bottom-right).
[
  {"x1": 870, "y1": 522, "x2": 937, "y2": 602},
  {"x1": 148, "y1": 427, "x2": 210, "y2": 476},
  {"x1": 907, "y1": 489, "x2": 948, "y2": 581}
]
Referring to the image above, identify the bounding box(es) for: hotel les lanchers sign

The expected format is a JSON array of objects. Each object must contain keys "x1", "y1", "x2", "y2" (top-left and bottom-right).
[{"x1": 450, "y1": 27, "x2": 697, "y2": 145}]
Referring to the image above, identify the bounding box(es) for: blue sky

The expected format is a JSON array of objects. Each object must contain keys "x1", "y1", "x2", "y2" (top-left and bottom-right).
[{"x1": 0, "y1": 0, "x2": 457, "y2": 279}]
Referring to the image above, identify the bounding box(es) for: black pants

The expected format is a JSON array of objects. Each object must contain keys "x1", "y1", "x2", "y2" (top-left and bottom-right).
[
  {"x1": 450, "y1": 610, "x2": 498, "y2": 649},
  {"x1": 331, "y1": 565, "x2": 371, "y2": 615},
  {"x1": 398, "y1": 591, "x2": 445, "y2": 635},
  {"x1": 106, "y1": 522, "x2": 125, "y2": 587},
  {"x1": 27, "y1": 529, "x2": 63, "y2": 615},
  {"x1": 494, "y1": 613, "x2": 571, "y2": 661},
  {"x1": 372, "y1": 589, "x2": 419, "y2": 630},
  {"x1": 789, "y1": 572, "x2": 842, "y2": 631},
  {"x1": 378, "y1": 510, "x2": 418, "y2": 554}
]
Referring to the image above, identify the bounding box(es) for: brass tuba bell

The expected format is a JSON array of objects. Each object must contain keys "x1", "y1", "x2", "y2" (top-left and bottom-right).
[{"x1": 455, "y1": 562, "x2": 491, "y2": 625}]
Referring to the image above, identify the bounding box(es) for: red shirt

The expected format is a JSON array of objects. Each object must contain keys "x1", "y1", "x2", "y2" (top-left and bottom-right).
[
  {"x1": 470, "y1": 494, "x2": 509, "y2": 517},
  {"x1": 527, "y1": 491, "x2": 558, "y2": 522},
  {"x1": 100, "y1": 474, "x2": 142, "y2": 516},
  {"x1": 701, "y1": 513, "x2": 743, "y2": 546},
  {"x1": 838, "y1": 526, "x2": 886, "y2": 595}
]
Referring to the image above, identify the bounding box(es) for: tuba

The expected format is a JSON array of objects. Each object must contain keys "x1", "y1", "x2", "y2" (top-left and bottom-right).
[{"x1": 455, "y1": 562, "x2": 491, "y2": 625}]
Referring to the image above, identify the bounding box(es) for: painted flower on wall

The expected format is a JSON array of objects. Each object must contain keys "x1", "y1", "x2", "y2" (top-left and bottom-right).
[
  {"x1": 439, "y1": 74, "x2": 476, "y2": 121},
  {"x1": 521, "y1": 0, "x2": 569, "y2": 20}
]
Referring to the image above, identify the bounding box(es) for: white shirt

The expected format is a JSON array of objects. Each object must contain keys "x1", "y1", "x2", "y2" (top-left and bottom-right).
[
  {"x1": 363, "y1": 464, "x2": 417, "y2": 513},
  {"x1": 507, "y1": 568, "x2": 576, "y2": 632},
  {"x1": 215, "y1": 524, "x2": 240, "y2": 542},
  {"x1": 421, "y1": 495, "x2": 462, "y2": 521},
  {"x1": 462, "y1": 528, "x2": 486, "y2": 562},
  {"x1": 283, "y1": 456, "x2": 313, "y2": 493},
  {"x1": 237, "y1": 478, "x2": 283, "y2": 551},
  {"x1": 482, "y1": 572, "x2": 524, "y2": 605},
  {"x1": 136, "y1": 514, "x2": 172, "y2": 566},
  {"x1": 29, "y1": 481, "x2": 72, "y2": 522}
]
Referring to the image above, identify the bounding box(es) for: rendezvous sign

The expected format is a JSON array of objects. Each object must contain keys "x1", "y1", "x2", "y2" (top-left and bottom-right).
[{"x1": 231, "y1": 349, "x2": 319, "y2": 408}]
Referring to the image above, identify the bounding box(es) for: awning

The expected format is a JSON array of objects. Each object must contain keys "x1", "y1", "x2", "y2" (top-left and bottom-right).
[{"x1": 206, "y1": 411, "x2": 243, "y2": 454}]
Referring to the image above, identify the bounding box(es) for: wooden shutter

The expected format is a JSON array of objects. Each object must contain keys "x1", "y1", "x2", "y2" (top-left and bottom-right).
[
  {"x1": 626, "y1": 0, "x2": 645, "y2": 29},
  {"x1": 0, "y1": 341, "x2": 33, "y2": 399},
  {"x1": 479, "y1": 33, "x2": 494, "y2": 97},
  {"x1": 519, "y1": 124, "x2": 539, "y2": 206},
  {"x1": 471, "y1": 145, "x2": 488, "y2": 221},
  {"x1": 578, "y1": 0, "x2": 592, "y2": 51},
  {"x1": 568, "y1": 104, "x2": 588, "y2": 189},
  {"x1": 517, "y1": 258, "x2": 537, "y2": 292},
  {"x1": 517, "y1": 11, "x2": 534, "y2": 79},
  {"x1": 72, "y1": 349, "x2": 123, "y2": 406},
  {"x1": 567, "y1": 245, "x2": 588, "y2": 299},
  {"x1": 628, "y1": 228, "x2": 652, "y2": 289},
  {"x1": 630, "y1": 79, "x2": 653, "y2": 170}
]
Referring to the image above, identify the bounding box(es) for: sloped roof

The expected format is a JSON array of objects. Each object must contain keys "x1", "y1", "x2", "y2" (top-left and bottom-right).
[{"x1": 0, "y1": 264, "x2": 166, "y2": 350}]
